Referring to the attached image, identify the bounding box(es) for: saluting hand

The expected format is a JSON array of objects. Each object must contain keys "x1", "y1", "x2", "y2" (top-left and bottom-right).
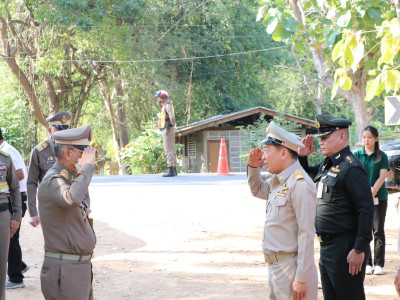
[
  {"x1": 80, "y1": 147, "x2": 96, "y2": 166},
  {"x1": 292, "y1": 281, "x2": 307, "y2": 300},
  {"x1": 248, "y1": 148, "x2": 264, "y2": 168},
  {"x1": 298, "y1": 134, "x2": 315, "y2": 157},
  {"x1": 10, "y1": 220, "x2": 21, "y2": 238},
  {"x1": 347, "y1": 249, "x2": 364, "y2": 275}
]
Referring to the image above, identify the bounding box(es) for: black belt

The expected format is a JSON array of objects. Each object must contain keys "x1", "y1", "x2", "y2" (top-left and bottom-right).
[
  {"x1": 21, "y1": 192, "x2": 27, "y2": 197},
  {"x1": 317, "y1": 232, "x2": 354, "y2": 243},
  {"x1": 0, "y1": 203, "x2": 9, "y2": 212}
]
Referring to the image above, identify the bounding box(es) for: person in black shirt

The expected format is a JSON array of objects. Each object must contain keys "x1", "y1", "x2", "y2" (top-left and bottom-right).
[{"x1": 298, "y1": 115, "x2": 374, "y2": 300}]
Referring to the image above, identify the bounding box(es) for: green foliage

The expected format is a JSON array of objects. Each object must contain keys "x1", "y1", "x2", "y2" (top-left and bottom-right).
[
  {"x1": 121, "y1": 128, "x2": 183, "y2": 174},
  {"x1": 257, "y1": 0, "x2": 400, "y2": 102}
]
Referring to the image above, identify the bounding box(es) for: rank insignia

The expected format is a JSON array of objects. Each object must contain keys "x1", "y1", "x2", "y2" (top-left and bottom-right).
[
  {"x1": 335, "y1": 153, "x2": 341, "y2": 159},
  {"x1": 295, "y1": 169, "x2": 304, "y2": 180},
  {"x1": 331, "y1": 166, "x2": 340, "y2": 173},
  {"x1": 280, "y1": 183, "x2": 288, "y2": 191},
  {"x1": 346, "y1": 156, "x2": 353, "y2": 164},
  {"x1": 60, "y1": 169, "x2": 69, "y2": 180}
]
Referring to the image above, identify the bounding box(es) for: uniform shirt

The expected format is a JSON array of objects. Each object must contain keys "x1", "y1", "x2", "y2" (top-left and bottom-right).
[
  {"x1": 0, "y1": 151, "x2": 22, "y2": 221},
  {"x1": 247, "y1": 160, "x2": 316, "y2": 283},
  {"x1": 299, "y1": 146, "x2": 374, "y2": 252},
  {"x1": 38, "y1": 161, "x2": 95, "y2": 255},
  {"x1": 353, "y1": 148, "x2": 389, "y2": 201},
  {"x1": 27, "y1": 139, "x2": 56, "y2": 217},
  {"x1": 0, "y1": 141, "x2": 28, "y2": 192}
]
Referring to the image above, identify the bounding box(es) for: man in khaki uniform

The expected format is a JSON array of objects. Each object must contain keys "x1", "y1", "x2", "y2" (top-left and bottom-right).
[
  {"x1": 155, "y1": 90, "x2": 177, "y2": 177},
  {"x1": 27, "y1": 111, "x2": 71, "y2": 227},
  {"x1": 247, "y1": 121, "x2": 318, "y2": 300},
  {"x1": 38, "y1": 125, "x2": 96, "y2": 300},
  {"x1": 0, "y1": 151, "x2": 21, "y2": 300}
]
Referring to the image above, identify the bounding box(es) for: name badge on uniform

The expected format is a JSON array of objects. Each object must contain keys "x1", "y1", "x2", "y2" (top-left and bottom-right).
[{"x1": 317, "y1": 182, "x2": 324, "y2": 198}]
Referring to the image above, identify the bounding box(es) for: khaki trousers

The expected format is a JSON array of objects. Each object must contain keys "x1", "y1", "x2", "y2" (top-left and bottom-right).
[
  {"x1": 41, "y1": 256, "x2": 93, "y2": 300},
  {"x1": 268, "y1": 255, "x2": 318, "y2": 300},
  {"x1": 162, "y1": 127, "x2": 176, "y2": 167},
  {"x1": 0, "y1": 210, "x2": 11, "y2": 300}
]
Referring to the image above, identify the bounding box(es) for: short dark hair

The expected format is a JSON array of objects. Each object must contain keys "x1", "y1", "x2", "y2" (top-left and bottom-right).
[{"x1": 273, "y1": 144, "x2": 298, "y2": 160}]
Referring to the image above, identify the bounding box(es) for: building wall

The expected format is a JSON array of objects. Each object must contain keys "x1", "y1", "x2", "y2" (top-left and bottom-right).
[{"x1": 206, "y1": 129, "x2": 249, "y2": 172}]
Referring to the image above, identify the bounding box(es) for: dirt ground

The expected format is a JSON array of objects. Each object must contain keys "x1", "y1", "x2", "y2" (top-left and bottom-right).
[{"x1": 5, "y1": 175, "x2": 400, "y2": 300}]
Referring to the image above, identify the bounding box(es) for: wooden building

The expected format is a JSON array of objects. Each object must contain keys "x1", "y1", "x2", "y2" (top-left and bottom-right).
[{"x1": 175, "y1": 107, "x2": 316, "y2": 173}]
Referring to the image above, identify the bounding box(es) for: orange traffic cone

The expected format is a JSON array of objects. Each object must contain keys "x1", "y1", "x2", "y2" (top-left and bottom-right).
[{"x1": 217, "y1": 138, "x2": 233, "y2": 175}]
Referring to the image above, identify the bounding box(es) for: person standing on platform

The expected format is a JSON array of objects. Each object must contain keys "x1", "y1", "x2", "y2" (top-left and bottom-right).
[
  {"x1": 0, "y1": 129, "x2": 29, "y2": 289},
  {"x1": 299, "y1": 115, "x2": 374, "y2": 300},
  {"x1": 155, "y1": 90, "x2": 177, "y2": 177},
  {"x1": 27, "y1": 111, "x2": 71, "y2": 227}
]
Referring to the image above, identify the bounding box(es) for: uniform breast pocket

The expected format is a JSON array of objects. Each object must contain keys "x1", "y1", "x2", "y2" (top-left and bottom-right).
[
  {"x1": 320, "y1": 175, "x2": 337, "y2": 202},
  {"x1": 267, "y1": 196, "x2": 287, "y2": 223},
  {"x1": 40, "y1": 161, "x2": 52, "y2": 172}
]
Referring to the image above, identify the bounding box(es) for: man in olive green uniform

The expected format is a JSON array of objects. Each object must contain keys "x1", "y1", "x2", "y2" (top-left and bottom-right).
[
  {"x1": 27, "y1": 111, "x2": 71, "y2": 227},
  {"x1": 0, "y1": 151, "x2": 22, "y2": 300},
  {"x1": 38, "y1": 125, "x2": 96, "y2": 300},
  {"x1": 155, "y1": 90, "x2": 177, "y2": 177},
  {"x1": 247, "y1": 121, "x2": 318, "y2": 300}
]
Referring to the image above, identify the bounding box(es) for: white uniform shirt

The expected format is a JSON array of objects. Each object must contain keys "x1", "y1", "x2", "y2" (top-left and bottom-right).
[{"x1": 0, "y1": 141, "x2": 28, "y2": 192}]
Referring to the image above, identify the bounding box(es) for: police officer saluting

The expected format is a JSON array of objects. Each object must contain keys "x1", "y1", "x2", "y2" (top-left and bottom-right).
[
  {"x1": 38, "y1": 125, "x2": 96, "y2": 300},
  {"x1": 27, "y1": 111, "x2": 71, "y2": 227},
  {"x1": 298, "y1": 115, "x2": 374, "y2": 300},
  {"x1": 0, "y1": 150, "x2": 21, "y2": 300},
  {"x1": 247, "y1": 121, "x2": 318, "y2": 300}
]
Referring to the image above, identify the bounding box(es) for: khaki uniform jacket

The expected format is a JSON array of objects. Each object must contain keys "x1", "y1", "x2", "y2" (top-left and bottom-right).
[
  {"x1": 247, "y1": 160, "x2": 316, "y2": 282},
  {"x1": 27, "y1": 139, "x2": 56, "y2": 217},
  {"x1": 38, "y1": 161, "x2": 95, "y2": 255},
  {"x1": 0, "y1": 151, "x2": 21, "y2": 220}
]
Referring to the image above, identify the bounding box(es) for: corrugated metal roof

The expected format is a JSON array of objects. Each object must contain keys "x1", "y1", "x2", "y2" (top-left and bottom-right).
[{"x1": 176, "y1": 106, "x2": 316, "y2": 137}]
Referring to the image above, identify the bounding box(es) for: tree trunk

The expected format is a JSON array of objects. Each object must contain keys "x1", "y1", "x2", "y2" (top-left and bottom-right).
[{"x1": 96, "y1": 68, "x2": 126, "y2": 175}]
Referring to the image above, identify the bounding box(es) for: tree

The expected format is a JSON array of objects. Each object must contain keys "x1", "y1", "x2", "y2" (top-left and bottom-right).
[{"x1": 257, "y1": 0, "x2": 399, "y2": 139}]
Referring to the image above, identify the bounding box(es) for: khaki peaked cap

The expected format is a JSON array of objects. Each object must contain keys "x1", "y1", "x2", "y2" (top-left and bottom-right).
[
  {"x1": 46, "y1": 111, "x2": 72, "y2": 126},
  {"x1": 262, "y1": 121, "x2": 304, "y2": 152},
  {"x1": 52, "y1": 125, "x2": 92, "y2": 146}
]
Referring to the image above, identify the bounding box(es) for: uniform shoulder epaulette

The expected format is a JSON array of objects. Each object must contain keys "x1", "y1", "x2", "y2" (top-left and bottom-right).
[
  {"x1": 59, "y1": 169, "x2": 69, "y2": 180},
  {"x1": 294, "y1": 169, "x2": 304, "y2": 180},
  {"x1": 345, "y1": 155, "x2": 354, "y2": 165},
  {"x1": 0, "y1": 150, "x2": 9, "y2": 157},
  {"x1": 36, "y1": 141, "x2": 49, "y2": 152}
]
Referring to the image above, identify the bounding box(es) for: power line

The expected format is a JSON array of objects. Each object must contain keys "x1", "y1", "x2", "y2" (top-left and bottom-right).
[{"x1": 1, "y1": 46, "x2": 287, "y2": 64}]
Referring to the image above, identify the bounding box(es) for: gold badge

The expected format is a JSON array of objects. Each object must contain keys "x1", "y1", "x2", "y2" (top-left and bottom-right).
[
  {"x1": 331, "y1": 166, "x2": 340, "y2": 173},
  {"x1": 346, "y1": 156, "x2": 353, "y2": 164},
  {"x1": 279, "y1": 176, "x2": 284, "y2": 181},
  {"x1": 62, "y1": 115, "x2": 67, "y2": 124},
  {"x1": 316, "y1": 120, "x2": 320, "y2": 128},
  {"x1": 280, "y1": 183, "x2": 288, "y2": 191},
  {"x1": 335, "y1": 153, "x2": 341, "y2": 159},
  {"x1": 295, "y1": 169, "x2": 304, "y2": 180},
  {"x1": 60, "y1": 169, "x2": 69, "y2": 180}
]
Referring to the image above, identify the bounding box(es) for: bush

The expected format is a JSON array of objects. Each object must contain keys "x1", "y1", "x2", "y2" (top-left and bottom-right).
[{"x1": 121, "y1": 128, "x2": 183, "y2": 174}]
